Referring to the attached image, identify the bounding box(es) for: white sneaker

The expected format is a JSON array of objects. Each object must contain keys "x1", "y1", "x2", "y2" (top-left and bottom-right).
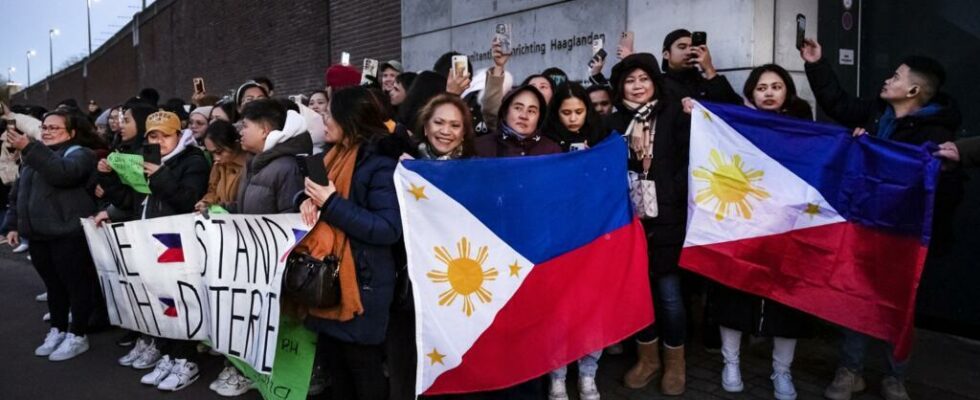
[
  {"x1": 119, "y1": 338, "x2": 149, "y2": 366},
  {"x1": 13, "y1": 243, "x2": 29, "y2": 253},
  {"x1": 157, "y1": 359, "x2": 200, "y2": 391},
  {"x1": 214, "y1": 368, "x2": 254, "y2": 396},
  {"x1": 579, "y1": 375, "x2": 600, "y2": 400},
  {"x1": 722, "y1": 361, "x2": 744, "y2": 392},
  {"x1": 772, "y1": 371, "x2": 798, "y2": 400},
  {"x1": 36, "y1": 292, "x2": 47, "y2": 302},
  {"x1": 209, "y1": 364, "x2": 236, "y2": 390},
  {"x1": 34, "y1": 328, "x2": 65, "y2": 357},
  {"x1": 48, "y1": 333, "x2": 89, "y2": 361},
  {"x1": 42, "y1": 312, "x2": 50, "y2": 322},
  {"x1": 141, "y1": 355, "x2": 174, "y2": 385},
  {"x1": 548, "y1": 377, "x2": 569, "y2": 400},
  {"x1": 132, "y1": 341, "x2": 162, "y2": 370}
]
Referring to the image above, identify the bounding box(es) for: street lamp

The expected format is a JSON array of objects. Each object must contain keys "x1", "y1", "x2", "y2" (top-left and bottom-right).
[
  {"x1": 7, "y1": 67, "x2": 14, "y2": 83},
  {"x1": 49, "y1": 28, "x2": 60, "y2": 78},
  {"x1": 26, "y1": 50, "x2": 36, "y2": 86},
  {"x1": 87, "y1": 0, "x2": 99, "y2": 57}
]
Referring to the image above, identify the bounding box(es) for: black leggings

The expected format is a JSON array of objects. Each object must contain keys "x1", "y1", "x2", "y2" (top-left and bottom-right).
[
  {"x1": 321, "y1": 335, "x2": 388, "y2": 400},
  {"x1": 28, "y1": 236, "x2": 99, "y2": 335}
]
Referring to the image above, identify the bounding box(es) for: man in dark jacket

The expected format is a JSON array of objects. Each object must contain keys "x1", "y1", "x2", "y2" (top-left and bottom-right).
[
  {"x1": 660, "y1": 29, "x2": 743, "y2": 104},
  {"x1": 801, "y1": 38, "x2": 961, "y2": 400}
]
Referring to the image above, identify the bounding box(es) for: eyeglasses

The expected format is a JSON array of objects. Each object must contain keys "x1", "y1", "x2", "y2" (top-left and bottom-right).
[{"x1": 40, "y1": 125, "x2": 66, "y2": 132}]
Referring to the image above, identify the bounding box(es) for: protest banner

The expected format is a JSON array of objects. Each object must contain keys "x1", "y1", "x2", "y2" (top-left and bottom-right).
[
  {"x1": 106, "y1": 152, "x2": 151, "y2": 194},
  {"x1": 82, "y1": 213, "x2": 310, "y2": 374}
]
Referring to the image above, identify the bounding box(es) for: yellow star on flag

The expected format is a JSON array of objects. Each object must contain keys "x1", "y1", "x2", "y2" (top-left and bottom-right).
[
  {"x1": 702, "y1": 109, "x2": 713, "y2": 121},
  {"x1": 426, "y1": 348, "x2": 446, "y2": 365},
  {"x1": 408, "y1": 183, "x2": 428, "y2": 201},
  {"x1": 804, "y1": 202, "x2": 820, "y2": 218},
  {"x1": 509, "y1": 260, "x2": 522, "y2": 277}
]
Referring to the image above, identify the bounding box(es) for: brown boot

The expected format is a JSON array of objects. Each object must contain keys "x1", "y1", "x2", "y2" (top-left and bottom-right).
[
  {"x1": 661, "y1": 344, "x2": 686, "y2": 395},
  {"x1": 623, "y1": 339, "x2": 661, "y2": 389}
]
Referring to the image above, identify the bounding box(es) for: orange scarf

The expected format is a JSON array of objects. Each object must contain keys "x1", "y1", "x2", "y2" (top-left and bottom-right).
[{"x1": 295, "y1": 143, "x2": 362, "y2": 321}]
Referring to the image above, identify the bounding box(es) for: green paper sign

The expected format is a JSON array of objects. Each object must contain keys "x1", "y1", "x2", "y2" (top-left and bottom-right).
[
  {"x1": 106, "y1": 152, "x2": 150, "y2": 194},
  {"x1": 208, "y1": 204, "x2": 229, "y2": 215},
  {"x1": 227, "y1": 316, "x2": 317, "y2": 400}
]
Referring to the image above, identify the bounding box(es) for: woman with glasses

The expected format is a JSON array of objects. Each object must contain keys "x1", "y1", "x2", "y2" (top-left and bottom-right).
[{"x1": 4, "y1": 109, "x2": 106, "y2": 362}]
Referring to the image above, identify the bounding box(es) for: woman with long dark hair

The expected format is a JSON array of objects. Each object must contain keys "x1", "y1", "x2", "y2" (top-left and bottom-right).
[
  {"x1": 298, "y1": 86, "x2": 402, "y2": 400},
  {"x1": 544, "y1": 82, "x2": 603, "y2": 152}
]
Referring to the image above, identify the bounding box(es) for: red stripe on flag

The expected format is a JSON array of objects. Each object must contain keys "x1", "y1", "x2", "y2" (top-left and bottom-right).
[
  {"x1": 425, "y1": 220, "x2": 653, "y2": 395},
  {"x1": 680, "y1": 221, "x2": 926, "y2": 360},
  {"x1": 158, "y1": 249, "x2": 185, "y2": 263}
]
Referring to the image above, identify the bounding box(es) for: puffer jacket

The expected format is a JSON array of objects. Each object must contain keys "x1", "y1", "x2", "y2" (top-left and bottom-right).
[
  {"x1": 4, "y1": 141, "x2": 98, "y2": 239},
  {"x1": 233, "y1": 110, "x2": 313, "y2": 214}
]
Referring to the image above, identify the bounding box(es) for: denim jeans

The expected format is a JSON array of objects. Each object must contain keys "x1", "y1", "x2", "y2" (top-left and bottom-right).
[
  {"x1": 551, "y1": 350, "x2": 602, "y2": 379},
  {"x1": 637, "y1": 272, "x2": 686, "y2": 347},
  {"x1": 839, "y1": 328, "x2": 908, "y2": 378}
]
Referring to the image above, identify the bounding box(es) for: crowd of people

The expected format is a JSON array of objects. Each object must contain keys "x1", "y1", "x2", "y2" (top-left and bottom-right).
[{"x1": 0, "y1": 26, "x2": 970, "y2": 400}]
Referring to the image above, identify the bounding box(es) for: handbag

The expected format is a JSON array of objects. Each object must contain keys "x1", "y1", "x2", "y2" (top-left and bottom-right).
[
  {"x1": 629, "y1": 157, "x2": 659, "y2": 219},
  {"x1": 283, "y1": 248, "x2": 342, "y2": 309}
]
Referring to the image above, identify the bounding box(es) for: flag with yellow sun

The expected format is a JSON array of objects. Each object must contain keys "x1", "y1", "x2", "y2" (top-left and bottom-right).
[
  {"x1": 681, "y1": 101, "x2": 940, "y2": 361},
  {"x1": 394, "y1": 137, "x2": 653, "y2": 395}
]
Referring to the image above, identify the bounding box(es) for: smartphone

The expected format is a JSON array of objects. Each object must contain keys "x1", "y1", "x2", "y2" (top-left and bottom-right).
[
  {"x1": 691, "y1": 31, "x2": 707, "y2": 47},
  {"x1": 569, "y1": 143, "x2": 588, "y2": 152},
  {"x1": 142, "y1": 143, "x2": 161, "y2": 165},
  {"x1": 618, "y1": 31, "x2": 635, "y2": 56},
  {"x1": 795, "y1": 14, "x2": 806, "y2": 50},
  {"x1": 589, "y1": 49, "x2": 608, "y2": 68},
  {"x1": 361, "y1": 58, "x2": 379, "y2": 85},
  {"x1": 299, "y1": 155, "x2": 329, "y2": 186},
  {"x1": 592, "y1": 38, "x2": 604, "y2": 55},
  {"x1": 494, "y1": 23, "x2": 512, "y2": 55},
  {"x1": 451, "y1": 55, "x2": 469, "y2": 78},
  {"x1": 193, "y1": 77, "x2": 205, "y2": 94},
  {"x1": 341, "y1": 52, "x2": 351, "y2": 66}
]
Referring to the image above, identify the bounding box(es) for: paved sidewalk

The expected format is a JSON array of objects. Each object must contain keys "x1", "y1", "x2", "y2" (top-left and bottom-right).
[{"x1": 1, "y1": 245, "x2": 977, "y2": 399}]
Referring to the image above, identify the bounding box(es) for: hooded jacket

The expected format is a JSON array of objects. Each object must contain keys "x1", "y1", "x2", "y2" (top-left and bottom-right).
[
  {"x1": 233, "y1": 110, "x2": 313, "y2": 214},
  {"x1": 0, "y1": 112, "x2": 43, "y2": 185},
  {"x1": 474, "y1": 85, "x2": 562, "y2": 158},
  {"x1": 4, "y1": 141, "x2": 98, "y2": 239},
  {"x1": 100, "y1": 133, "x2": 210, "y2": 219}
]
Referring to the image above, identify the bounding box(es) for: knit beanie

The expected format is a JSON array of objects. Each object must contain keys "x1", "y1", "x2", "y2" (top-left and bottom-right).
[{"x1": 325, "y1": 64, "x2": 361, "y2": 90}]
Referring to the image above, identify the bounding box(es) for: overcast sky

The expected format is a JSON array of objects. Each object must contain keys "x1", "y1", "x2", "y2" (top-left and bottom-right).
[{"x1": 0, "y1": 0, "x2": 154, "y2": 86}]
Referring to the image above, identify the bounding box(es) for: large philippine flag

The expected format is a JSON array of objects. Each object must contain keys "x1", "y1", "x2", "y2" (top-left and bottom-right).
[
  {"x1": 395, "y1": 137, "x2": 653, "y2": 395},
  {"x1": 681, "y1": 101, "x2": 939, "y2": 360}
]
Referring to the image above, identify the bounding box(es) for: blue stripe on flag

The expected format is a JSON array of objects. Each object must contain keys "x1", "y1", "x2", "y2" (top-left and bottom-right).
[{"x1": 402, "y1": 136, "x2": 632, "y2": 264}]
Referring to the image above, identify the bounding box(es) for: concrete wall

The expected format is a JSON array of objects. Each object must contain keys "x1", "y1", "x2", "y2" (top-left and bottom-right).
[
  {"x1": 11, "y1": 0, "x2": 402, "y2": 109},
  {"x1": 402, "y1": 0, "x2": 819, "y2": 105}
]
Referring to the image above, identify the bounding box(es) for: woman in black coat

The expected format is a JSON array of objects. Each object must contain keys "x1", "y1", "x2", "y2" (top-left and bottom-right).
[
  {"x1": 603, "y1": 53, "x2": 692, "y2": 396},
  {"x1": 299, "y1": 86, "x2": 402, "y2": 400},
  {"x1": 4, "y1": 110, "x2": 103, "y2": 361},
  {"x1": 708, "y1": 64, "x2": 815, "y2": 400}
]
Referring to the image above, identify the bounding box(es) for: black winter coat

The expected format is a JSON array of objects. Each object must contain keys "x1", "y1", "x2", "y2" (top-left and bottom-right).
[
  {"x1": 5, "y1": 141, "x2": 98, "y2": 240},
  {"x1": 662, "y1": 67, "x2": 744, "y2": 105},
  {"x1": 304, "y1": 142, "x2": 402, "y2": 345},
  {"x1": 100, "y1": 146, "x2": 210, "y2": 219},
  {"x1": 600, "y1": 100, "x2": 691, "y2": 277}
]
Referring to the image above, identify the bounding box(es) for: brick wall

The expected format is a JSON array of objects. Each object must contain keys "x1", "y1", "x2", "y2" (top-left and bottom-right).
[{"x1": 11, "y1": 0, "x2": 401, "y2": 109}]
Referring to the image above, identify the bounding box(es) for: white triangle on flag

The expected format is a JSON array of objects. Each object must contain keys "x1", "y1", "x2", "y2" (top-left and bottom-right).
[
  {"x1": 395, "y1": 165, "x2": 535, "y2": 394},
  {"x1": 685, "y1": 102, "x2": 845, "y2": 248}
]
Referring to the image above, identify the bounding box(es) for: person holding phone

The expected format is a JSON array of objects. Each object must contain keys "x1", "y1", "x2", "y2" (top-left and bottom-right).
[
  {"x1": 801, "y1": 38, "x2": 961, "y2": 400},
  {"x1": 660, "y1": 29, "x2": 742, "y2": 105},
  {"x1": 599, "y1": 53, "x2": 692, "y2": 396},
  {"x1": 297, "y1": 87, "x2": 402, "y2": 400},
  {"x1": 4, "y1": 109, "x2": 105, "y2": 362},
  {"x1": 545, "y1": 82, "x2": 603, "y2": 153}
]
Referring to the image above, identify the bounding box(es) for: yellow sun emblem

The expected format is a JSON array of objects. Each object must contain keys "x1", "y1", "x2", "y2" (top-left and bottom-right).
[
  {"x1": 427, "y1": 238, "x2": 499, "y2": 317},
  {"x1": 693, "y1": 149, "x2": 770, "y2": 221}
]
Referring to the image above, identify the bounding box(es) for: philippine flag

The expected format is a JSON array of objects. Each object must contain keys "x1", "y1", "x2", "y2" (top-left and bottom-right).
[
  {"x1": 395, "y1": 137, "x2": 653, "y2": 395},
  {"x1": 152, "y1": 233, "x2": 185, "y2": 263},
  {"x1": 159, "y1": 297, "x2": 178, "y2": 317},
  {"x1": 681, "y1": 101, "x2": 939, "y2": 360}
]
